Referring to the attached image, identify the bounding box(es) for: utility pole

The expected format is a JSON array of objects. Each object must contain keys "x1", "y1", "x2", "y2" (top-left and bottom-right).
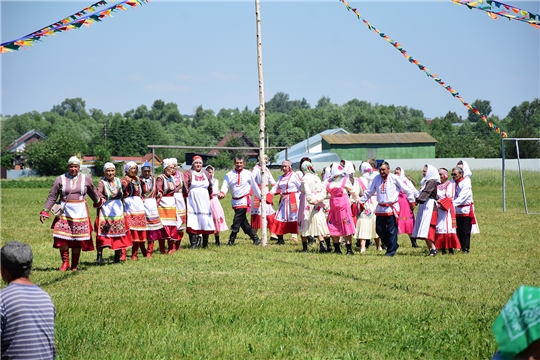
[{"x1": 255, "y1": 0, "x2": 268, "y2": 247}]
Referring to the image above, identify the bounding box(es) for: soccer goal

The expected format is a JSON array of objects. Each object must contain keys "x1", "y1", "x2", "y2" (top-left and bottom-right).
[{"x1": 501, "y1": 137, "x2": 540, "y2": 214}]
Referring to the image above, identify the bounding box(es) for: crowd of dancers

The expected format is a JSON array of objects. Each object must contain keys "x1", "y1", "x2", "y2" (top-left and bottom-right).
[{"x1": 40, "y1": 155, "x2": 477, "y2": 271}]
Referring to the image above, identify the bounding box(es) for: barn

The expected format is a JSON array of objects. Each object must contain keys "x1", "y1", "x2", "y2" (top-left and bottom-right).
[{"x1": 320, "y1": 132, "x2": 437, "y2": 160}]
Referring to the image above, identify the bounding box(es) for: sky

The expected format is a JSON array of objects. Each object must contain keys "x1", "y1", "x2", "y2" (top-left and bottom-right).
[{"x1": 1, "y1": 0, "x2": 539, "y2": 122}]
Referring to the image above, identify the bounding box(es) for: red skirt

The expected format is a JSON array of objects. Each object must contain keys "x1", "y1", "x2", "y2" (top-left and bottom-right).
[
  {"x1": 250, "y1": 213, "x2": 275, "y2": 230},
  {"x1": 435, "y1": 233, "x2": 461, "y2": 250},
  {"x1": 53, "y1": 237, "x2": 95, "y2": 251},
  {"x1": 271, "y1": 220, "x2": 298, "y2": 236},
  {"x1": 163, "y1": 225, "x2": 183, "y2": 241}
]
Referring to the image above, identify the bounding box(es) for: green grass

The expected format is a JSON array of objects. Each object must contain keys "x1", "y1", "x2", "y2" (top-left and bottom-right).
[{"x1": 1, "y1": 170, "x2": 539, "y2": 359}]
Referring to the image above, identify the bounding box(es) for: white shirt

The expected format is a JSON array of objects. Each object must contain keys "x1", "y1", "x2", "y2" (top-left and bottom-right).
[
  {"x1": 359, "y1": 173, "x2": 416, "y2": 215},
  {"x1": 220, "y1": 169, "x2": 261, "y2": 208},
  {"x1": 452, "y1": 177, "x2": 473, "y2": 215}
]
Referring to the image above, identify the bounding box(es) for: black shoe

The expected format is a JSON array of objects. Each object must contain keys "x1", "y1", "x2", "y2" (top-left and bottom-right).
[
  {"x1": 113, "y1": 251, "x2": 120, "y2": 263},
  {"x1": 365, "y1": 240, "x2": 372, "y2": 249},
  {"x1": 276, "y1": 236, "x2": 285, "y2": 245},
  {"x1": 202, "y1": 235, "x2": 209, "y2": 248},
  {"x1": 462, "y1": 250, "x2": 469, "y2": 254},
  {"x1": 252, "y1": 236, "x2": 261, "y2": 246},
  {"x1": 307, "y1": 236, "x2": 316, "y2": 246},
  {"x1": 441, "y1": 249, "x2": 447, "y2": 255},
  {"x1": 449, "y1": 248, "x2": 454, "y2": 255},
  {"x1": 270, "y1": 236, "x2": 279, "y2": 242},
  {"x1": 355, "y1": 240, "x2": 361, "y2": 248},
  {"x1": 429, "y1": 249, "x2": 437, "y2": 257},
  {"x1": 345, "y1": 244, "x2": 354, "y2": 255},
  {"x1": 319, "y1": 240, "x2": 328, "y2": 253},
  {"x1": 411, "y1": 239, "x2": 420, "y2": 248},
  {"x1": 190, "y1": 234, "x2": 199, "y2": 249},
  {"x1": 215, "y1": 236, "x2": 220, "y2": 246},
  {"x1": 301, "y1": 242, "x2": 308, "y2": 252},
  {"x1": 333, "y1": 243, "x2": 342, "y2": 254},
  {"x1": 325, "y1": 238, "x2": 332, "y2": 252},
  {"x1": 96, "y1": 253, "x2": 105, "y2": 265}
]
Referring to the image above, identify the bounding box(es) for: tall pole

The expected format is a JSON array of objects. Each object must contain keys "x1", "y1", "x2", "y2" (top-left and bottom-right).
[{"x1": 255, "y1": 0, "x2": 268, "y2": 247}]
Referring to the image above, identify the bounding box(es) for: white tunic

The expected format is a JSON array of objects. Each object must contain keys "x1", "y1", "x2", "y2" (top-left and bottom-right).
[
  {"x1": 359, "y1": 173, "x2": 416, "y2": 217},
  {"x1": 185, "y1": 170, "x2": 215, "y2": 232},
  {"x1": 354, "y1": 176, "x2": 378, "y2": 239},
  {"x1": 220, "y1": 169, "x2": 261, "y2": 209},
  {"x1": 270, "y1": 172, "x2": 302, "y2": 223},
  {"x1": 298, "y1": 172, "x2": 329, "y2": 237},
  {"x1": 251, "y1": 164, "x2": 276, "y2": 216}
]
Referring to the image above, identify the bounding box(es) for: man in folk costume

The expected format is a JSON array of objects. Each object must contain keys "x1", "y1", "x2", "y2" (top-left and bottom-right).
[
  {"x1": 182, "y1": 156, "x2": 215, "y2": 249},
  {"x1": 121, "y1": 161, "x2": 148, "y2": 260},
  {"x1": 269, "y1": 160, "x2": 302, "y2": 245},
  {"x1": 40, "y1": 156, "x2": 103, "y2": 271},
  {"x1": 218, "y1": 156, "x2": 262, "y2": 246},
  {"x1": 251, "y1": 155, "x2": 278, "y2": 241},
  {"x1": 156, "y1": 158, "x2": 184, "y2": 254},
  {"x1": 140, "y1": 161, "x2": 167, "y2": 258},
  {"x1": 451, "y1": 166, "x2": 474, "y2": 253},
  {"x1": 411, "y1": 164, "x2": 440, "y2": 256},
  {"x1": 358, "y1": 161, "x2": 416, "y2": 257}
]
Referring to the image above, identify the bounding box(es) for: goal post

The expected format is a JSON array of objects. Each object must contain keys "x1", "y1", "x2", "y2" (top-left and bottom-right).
[{"x1": 502, "y1": 137, "x2": 540, "y2": 214}]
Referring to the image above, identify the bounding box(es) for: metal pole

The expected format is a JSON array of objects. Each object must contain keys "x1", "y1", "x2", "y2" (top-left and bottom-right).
[
  {"x1": 515, "y1": 139, "x2": 529, "y2": 214},
  {"x1": 255, "y1": 0, "x2": 268, "y2": 247},
  {"x1": 502, "y1": 138, "x2": 506, "y2": 212},
  {"x1": 152, "y1": 148, "x2": 155, "y2": 176}
]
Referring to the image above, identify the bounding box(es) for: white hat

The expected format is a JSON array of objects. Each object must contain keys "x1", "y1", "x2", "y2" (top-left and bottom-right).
[{"x1": 67, "y1": 156, "x2": 81, "y2": 166}]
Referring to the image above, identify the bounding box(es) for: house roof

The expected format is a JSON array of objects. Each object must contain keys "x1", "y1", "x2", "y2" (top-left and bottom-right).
[
  {"x1": 6, "y1": 129, "x2": 47, "y2": 152},
  {"x1": 274, "y1": 128, "x2": 349, "y2": 163},
  {"x1": 209, "y1": 132, "x2": 258, "y2": 156},
  {"x1": 320, "y1": 132, "x2": 437, "y2": 145}
]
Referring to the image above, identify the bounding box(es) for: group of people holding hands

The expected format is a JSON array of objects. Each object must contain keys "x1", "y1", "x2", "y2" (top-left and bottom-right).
[{"x1": 39, "y1": 154, "x2": 477, "y2": 271}]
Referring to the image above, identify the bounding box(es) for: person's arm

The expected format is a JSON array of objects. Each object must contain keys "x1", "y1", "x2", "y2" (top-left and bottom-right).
[
  {"x1": 183, "y1": 170, "x2": 191, "y2": 198},
  {"x1": 205, "y1": 170, "x2": 213, "y2": 199},
  {"x1": 219, "y1": 173, "x2": 230, "y2": 199},
  {"x1": 250, "y1": 172, "x2": 262, "y2": 199},
  {"x1": 86, "y1": 176, "x2": 103, "y2": 207},
  {"x1": 395, "y1": 175, "x2": 416, "y2": 206},
  {"x1": 40, "y1": 176, "x2": 62, "y2": 223},
  {"x1": 344, "y1": 178, "x2": 361, "y2": 202},
  {"x1": 359, "y1": 177, "x2": 377, "y2": 204},
  {"x1": 415, "y1": 180, "x2": 436, "y2": 204},
  {"x1": 120, "y1": 177, "x2": 130, "y2": 198}
]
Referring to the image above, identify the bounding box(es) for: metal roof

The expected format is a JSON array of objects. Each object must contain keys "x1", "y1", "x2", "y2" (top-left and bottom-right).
[{"x1": 320, "y1": 132, "x2": 437, "y2": 145}]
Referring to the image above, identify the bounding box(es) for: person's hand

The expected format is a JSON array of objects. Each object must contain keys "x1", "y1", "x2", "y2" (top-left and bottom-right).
[
  {"x1": 218, "y1": 192, "x2": 225, "y2": 200},
  {"x1": 39, "y1": 211, "x2": 50, "y2": 224},
  {"x1": 410, "y1": 203, "x2": 416, "y2": 211},
  {"x1": 358, "y1": 202, "x2": 365, "y2": 213}
]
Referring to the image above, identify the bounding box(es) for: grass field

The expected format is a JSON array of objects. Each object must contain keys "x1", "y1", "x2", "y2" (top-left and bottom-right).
[{"x1": 1, "y1": 170, "x2": 539, "y2": 359}]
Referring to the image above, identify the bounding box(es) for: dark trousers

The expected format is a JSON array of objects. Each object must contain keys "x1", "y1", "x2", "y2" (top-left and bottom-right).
[
  {"x1": 230, "y1": 208, "x2": 256, "y2": 240},
  {"x1": 456, "y1": 216, "x2": 472, "y2": 252},
  {"x1": 376, "y1": 216, "x2": 399, "y2": 256}
]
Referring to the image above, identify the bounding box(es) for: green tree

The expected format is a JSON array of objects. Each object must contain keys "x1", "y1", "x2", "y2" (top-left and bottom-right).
[
  {"x1": 467, "y1": 99, "x2": 492, "y2": 123},
  {"x1": 26, "y1": 130, "x2": 87, "y2": 176},
  {"x1": 93, "y1": 145, "x2": 111, "y2": 177}
]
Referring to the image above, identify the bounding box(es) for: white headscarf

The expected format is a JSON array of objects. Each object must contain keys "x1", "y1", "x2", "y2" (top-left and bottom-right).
[
  {"x1": 67, "y1": 156, "x2": 81, "y2": 166},
  {"x1": 329, "y1": 162, "x2": 346, "y2": 179},
  {"x1": 459, "y1": 159, "x2": 473, "y2": 178},
  {"x1": 420, "y1": 164, "x2": 439, "y2": 186},
  {"x1": 322, "y1": 167, "x2": 332, "y2": 182},
  {"x1": 394, "y1": 166, "x2": 406, "y2": 179},
  {"x1": 162, "y1": 158, "x2": 174, "y2": 172},
  {"x1": 170, "y1": 158, "x2": 178, "y2": 165},
  {"x1": 124, "y1": 161, "x2": 138, "y2": 176},
  {"x1": 103, "y1": 162, "x2": 115, "y2": 172},
  {"x1": 342, "y1": 160, "x2": 355, "y2": 176},
  {"x1": 360, "y1": 162, "x2": 375, "y2": 181}
]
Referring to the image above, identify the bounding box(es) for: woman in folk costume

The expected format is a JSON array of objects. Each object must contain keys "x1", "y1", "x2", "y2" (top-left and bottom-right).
[
  {"x1": 298, "y1": 161, "x2": 330, "y2": 253},
  {"x1": 156, "y1": 158, "x2": 183, "y2": 254},
  {"x1": 121, "y1": 162, "x2": 148, "y2": 260},
  {"x1": 182, "y1": 156, "x2": 215, "y2": 249},
  {"x1": 457, "y1": 159, "x2": 480, "y2": 235},
  {"x1": 206, "y1": 165, "x2": 228, "y2": 246},
  {"x1": 95, "y1": 162, "x2": 131, "y2": 264},
  {"x1": 354, "y1": 162, "x2": 379, "y2": 253},
  {"x1": 434, "y1": 168, "x2": 461, "y2": 254},
  {"x1": 140, "y1": 161, "x2": 167, "y2": 258},
  {"x1": 324, "y1": 162, "x2": 361, "y2": 255},
  {"x1": 411, "y1": 164, "x2": 439, "y2": 256},
  {"x1": 172, "y1": 159, "x2": 187, "y2": 236},
  {"x1": 269, "y1": 160, "x2": 302, "y2": 245},
  {"x1": 250, "y1": 155, "x2": 278, "y2": 241},
  {"x1": 40, "y1": 156, "x2": 103, "y2": 271},
  {"x1": 394, "y1": 166, "x2": 420, "y2": 248}
]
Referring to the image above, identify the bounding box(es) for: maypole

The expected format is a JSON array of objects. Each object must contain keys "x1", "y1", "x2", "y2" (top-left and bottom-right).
[{"x1": 255, "y1": 0, "x2": 268, "y2": 247}]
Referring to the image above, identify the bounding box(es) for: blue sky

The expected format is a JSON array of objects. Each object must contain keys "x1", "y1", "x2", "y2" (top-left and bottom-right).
[{"x1": 1, "y1": 0, "x2": 538, "y2": 121}]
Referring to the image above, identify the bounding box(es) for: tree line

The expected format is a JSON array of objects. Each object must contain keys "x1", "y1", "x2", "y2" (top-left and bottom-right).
[{"x1": 1, "y1": 93, "x2": 539, "y2": 175}]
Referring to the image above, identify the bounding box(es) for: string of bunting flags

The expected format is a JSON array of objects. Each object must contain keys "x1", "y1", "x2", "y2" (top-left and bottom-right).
[
  {"x1": 0, "y1": 0, "x2": 149, "y2": 53},
  {"x1": 339, "y1": 0, "x2": 508, "y2": 137},
  {"x1": 452, "y1": 0, "x2": 540, "y2": 28}
]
